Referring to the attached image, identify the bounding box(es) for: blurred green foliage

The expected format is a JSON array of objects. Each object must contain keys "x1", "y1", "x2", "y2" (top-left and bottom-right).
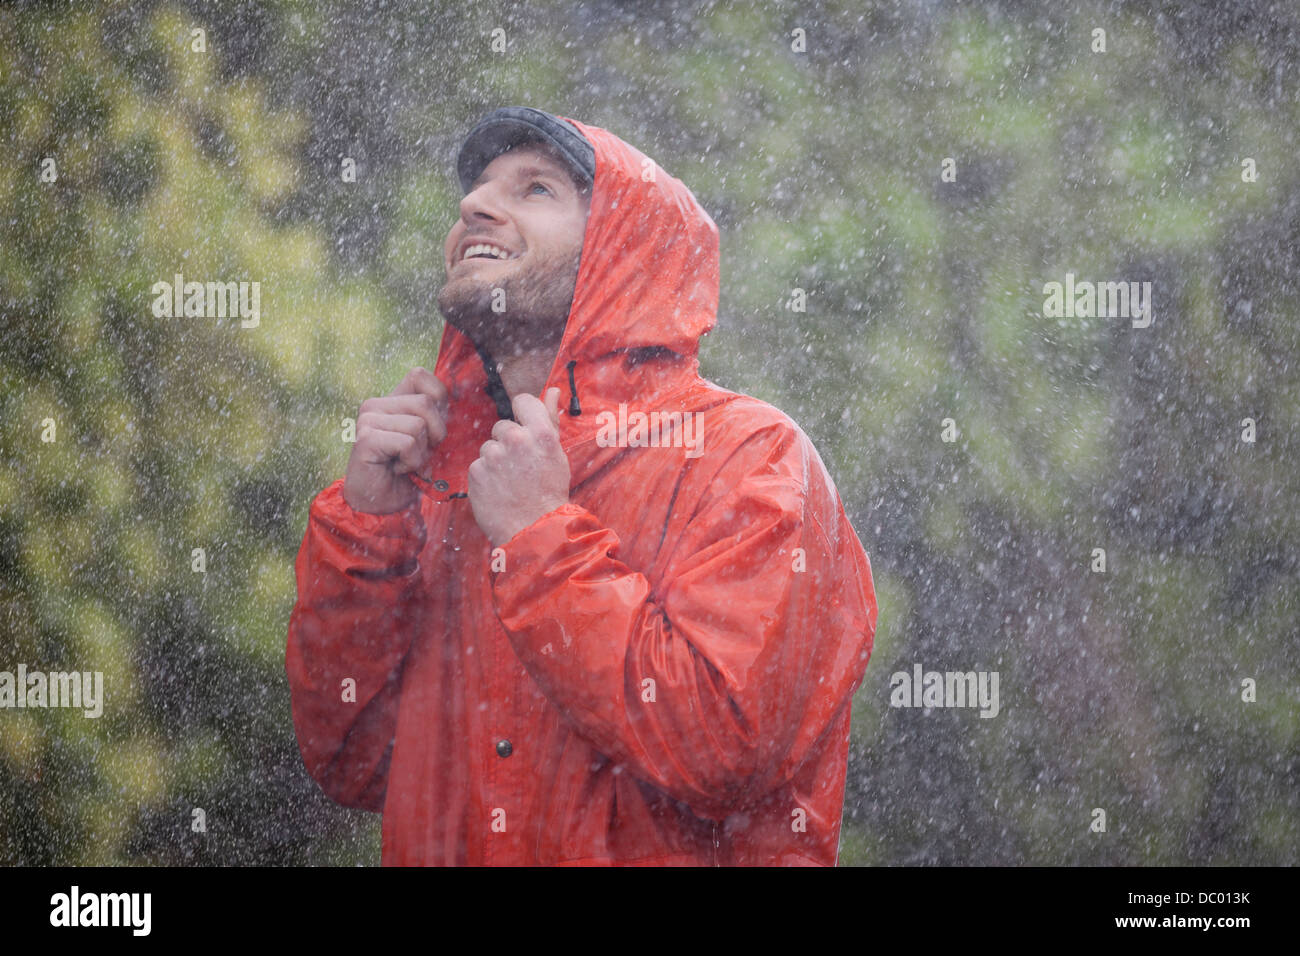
[{"x1": 0, "y1": 0, "x2": 1296, "y2": 865}]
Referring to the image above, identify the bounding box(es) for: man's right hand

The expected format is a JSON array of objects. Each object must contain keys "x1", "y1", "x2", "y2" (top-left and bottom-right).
[{"x1": 343, "y1": 366, "x2": 450, "y2": 514}]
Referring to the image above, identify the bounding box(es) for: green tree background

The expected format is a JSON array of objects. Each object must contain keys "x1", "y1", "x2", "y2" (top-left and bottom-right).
[{"x1": 1, "y1": 0, "x2": 1296, "y2": 864}]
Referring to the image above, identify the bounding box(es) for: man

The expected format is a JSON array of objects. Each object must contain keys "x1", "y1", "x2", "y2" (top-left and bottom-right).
[{"x1": 286, "y1": 107, "x2": 878, "y2": 865}]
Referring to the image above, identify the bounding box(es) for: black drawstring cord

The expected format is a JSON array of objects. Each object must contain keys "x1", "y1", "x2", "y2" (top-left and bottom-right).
[
  {"x1": 566, "y1": 360, "x2": 581, "y2": 416},
  {"x1": 474, "y1": 340, "x2": 516, "y2": 422}
]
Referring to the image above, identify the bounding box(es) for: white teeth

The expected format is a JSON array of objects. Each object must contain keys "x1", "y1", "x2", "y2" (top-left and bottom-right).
[{"x1": 462, "y1": 243, "x2": 515, "y2": 261}]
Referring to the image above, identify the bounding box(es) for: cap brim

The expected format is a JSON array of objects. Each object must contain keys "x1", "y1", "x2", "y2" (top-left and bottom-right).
[{"x1": 457, "y1": 107, "x2": 595, "y2": 194}]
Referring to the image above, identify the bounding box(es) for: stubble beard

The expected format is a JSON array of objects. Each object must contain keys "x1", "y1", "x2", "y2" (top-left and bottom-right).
[{"x1": 437, "y1": 245, "x2": 582, "y2": 358}]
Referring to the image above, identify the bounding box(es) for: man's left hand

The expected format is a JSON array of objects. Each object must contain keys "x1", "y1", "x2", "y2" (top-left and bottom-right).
[{"x1": 468, "y1": 387, "x2": 571, "y2": 547}]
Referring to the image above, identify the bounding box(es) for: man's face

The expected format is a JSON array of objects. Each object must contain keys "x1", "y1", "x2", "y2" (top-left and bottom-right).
[{"x1": 438, "y1": 143, "x2": 591, "y2": 357}]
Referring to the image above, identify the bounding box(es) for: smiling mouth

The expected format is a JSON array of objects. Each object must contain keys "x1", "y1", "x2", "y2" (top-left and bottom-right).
[{"x1": 459, "y1": 242, "x2": 521, "y2": 264}]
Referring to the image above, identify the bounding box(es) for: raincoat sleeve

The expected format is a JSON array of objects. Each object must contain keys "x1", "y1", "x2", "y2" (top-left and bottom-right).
[
  {"x1": 491, "y1": 418, "x2": 877, "y2": 820},
  {"x1": 286, "y1": 478, "x2": 428, "y2": 812}
]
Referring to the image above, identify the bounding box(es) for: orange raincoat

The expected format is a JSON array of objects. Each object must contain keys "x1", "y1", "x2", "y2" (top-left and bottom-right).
[{"x1": 286, "y1": 117, "x2": 878, "y2": 865}]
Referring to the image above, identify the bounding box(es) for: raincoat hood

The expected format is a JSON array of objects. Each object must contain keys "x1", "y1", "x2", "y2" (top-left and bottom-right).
[{"x1": 430, "y1": 117, "x2": 720, "y2": 488}]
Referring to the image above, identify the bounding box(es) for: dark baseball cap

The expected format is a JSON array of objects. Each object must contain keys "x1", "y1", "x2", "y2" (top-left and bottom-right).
[{"x1": 456, "y1": 106, "x2": 595, "y2": 194}]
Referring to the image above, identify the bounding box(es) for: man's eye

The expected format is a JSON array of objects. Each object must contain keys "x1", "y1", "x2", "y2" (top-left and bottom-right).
[{"x1": 529, "y1": 182, "x2": 551, "y2": 196}]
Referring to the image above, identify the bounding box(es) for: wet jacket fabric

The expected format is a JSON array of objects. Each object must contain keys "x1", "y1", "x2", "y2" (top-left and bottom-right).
[{"x1": 286, "y1": 117, "x2": 878, "y2": 866}]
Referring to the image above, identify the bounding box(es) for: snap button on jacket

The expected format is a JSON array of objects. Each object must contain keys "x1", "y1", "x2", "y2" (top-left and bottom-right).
[{"x1": 286, "y1": 117, "x2": 878, "y2": 866}]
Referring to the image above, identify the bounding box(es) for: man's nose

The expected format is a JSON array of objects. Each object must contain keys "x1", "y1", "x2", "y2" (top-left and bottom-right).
[{"x1": 459, "y1": 182, "x2": 506, "y2": 223}]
